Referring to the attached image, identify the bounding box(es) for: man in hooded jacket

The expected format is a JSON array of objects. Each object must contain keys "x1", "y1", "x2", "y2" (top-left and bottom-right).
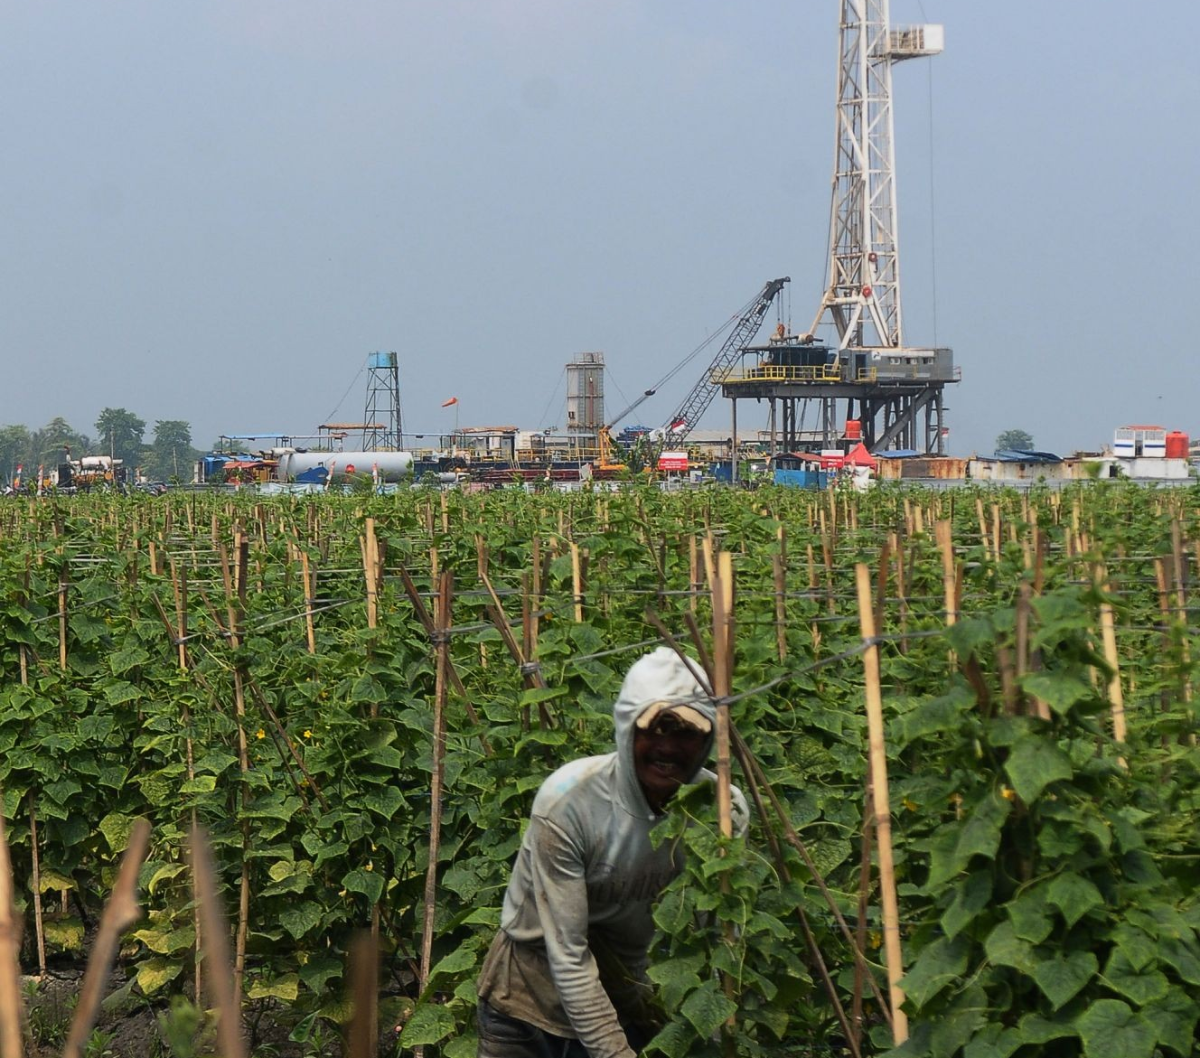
[{"x1": 476, "y1": 647, "x2": 749, "y2": 1058}]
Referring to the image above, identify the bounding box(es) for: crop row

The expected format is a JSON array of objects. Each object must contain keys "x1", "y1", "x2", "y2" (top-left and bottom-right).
[{"x1": 0, "y1": 482, "x2": 1196, "y2": 1057}]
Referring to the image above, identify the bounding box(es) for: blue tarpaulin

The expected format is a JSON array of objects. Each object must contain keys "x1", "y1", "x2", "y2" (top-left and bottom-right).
[{"x1": 993, "y1": 449, "x2": 1062, "y2": 464}]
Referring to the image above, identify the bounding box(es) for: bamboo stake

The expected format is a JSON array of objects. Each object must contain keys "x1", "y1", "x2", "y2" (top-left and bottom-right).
[
  {"x1": 854, "y1": 564, "x2": 907, "y2": 1044},
  {"x1": 418, "y1": 573, "x2": 452, "y2": 1022},
  {"x1": 711, "y1": 552, "x2": 734, "y2": 838},
  {"x1": 27, "y1": 796, "x2": 46, "y2": 977},
  {"x1": 62, "y1": 819, "x2": 152, "y2": 1058},
  {"x1": 166, "y1": 559, "x2": 204, "y2": 1006},
  {"x1": 1098, "y1": 580, "x2": 1128, "y2": 754},
  {"x1": 300, "y1": 548, "x2": 317, "y2": 655},
  {"x1": 58, "y1": 565, "x2": 69, "y2": 672},
  {"x1": 570, "y1": 542, "x2": 585, "y2": 622},
  {"x1": 363, "y1": 518, "x2": 382, "y2": 635},
  {"x1": 709, "y1": 551, "x2": 736, "y2": 1053},
  {"x1": 190, "y1": 824, "x2": 248, "y2": 1058},
  {"x1": 346, "y1": 932, "x2": 380, "y2": 1058},
  {"x1": 0, "y1": 808, "x2": 25, "y2": 1058},
  {"x1": 396, "y1": 566, "x2": 493, "y2": 754},
  {"x1": 689, "y1": 536, "x2": 700, "y2": 614},
  {"x1": 220, "y1": 536, "x2": 252, "y2": 1007},
  {"x1": 773, "y1": 551, "x2": 787, "y2": 662},
  {"x1": 1170, "y1": 522, "x2": 1194, "y2": 720},
  {"x1": 851, "y1": 784, "x2": 876, "y2": 1051}
]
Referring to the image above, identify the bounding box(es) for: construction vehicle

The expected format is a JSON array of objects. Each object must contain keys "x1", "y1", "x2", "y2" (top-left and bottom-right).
[{"x1": 594, "y1": 388, "x2": 658, "y2": 475}]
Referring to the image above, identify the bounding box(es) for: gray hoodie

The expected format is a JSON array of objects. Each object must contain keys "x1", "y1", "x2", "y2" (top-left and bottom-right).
[{"x1": 477, "y1": 648, "x2": 748, "y2": 1058}]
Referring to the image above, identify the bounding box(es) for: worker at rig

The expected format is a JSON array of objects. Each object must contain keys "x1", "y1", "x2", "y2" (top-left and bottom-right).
[{"x1": 476, "y1": 647, "x2": 748, "y2": 1058}]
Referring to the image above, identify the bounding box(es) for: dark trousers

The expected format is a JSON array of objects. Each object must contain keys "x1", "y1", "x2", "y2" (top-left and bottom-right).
[{"x1": 476, "y1": 1000, "x2": 590, "y2": 1058}]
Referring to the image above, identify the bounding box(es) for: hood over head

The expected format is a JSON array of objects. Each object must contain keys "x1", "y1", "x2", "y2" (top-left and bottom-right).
[{"x1": 613, "y1": 647, "x2": 715, "y2": 816}]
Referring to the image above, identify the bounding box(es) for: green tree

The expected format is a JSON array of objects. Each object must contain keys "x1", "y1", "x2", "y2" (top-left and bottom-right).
[
  {"x1": 30, "y1": 417, "x2": 91, "y2": 466},
  {"x1": 995, "y1": 428, "x2": 1034, "y2": 453},
  {"x1": 0, "y1": 425, "x2": 31, "y2": 483},
  {"x1": 147, "y1": 420, "x2": 196, "y2": 482},
  {"x1": 94, "y1": 407, "x2": 147, "y2": 468}
]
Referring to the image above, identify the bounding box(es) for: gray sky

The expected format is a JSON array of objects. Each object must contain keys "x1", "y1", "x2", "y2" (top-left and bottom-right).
[{"x1": 3, "y1": 1, "x2": 1197, "y2": 457}]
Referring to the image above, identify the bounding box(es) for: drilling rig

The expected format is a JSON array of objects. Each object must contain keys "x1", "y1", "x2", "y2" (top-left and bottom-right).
[{"x1": 716, "y1": 2, "x2": 956, "y2": 455}]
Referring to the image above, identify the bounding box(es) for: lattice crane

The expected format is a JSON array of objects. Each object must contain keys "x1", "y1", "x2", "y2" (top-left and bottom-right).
[{"x1": 662, "y1": 277, "x2": 789, "y2": 442}]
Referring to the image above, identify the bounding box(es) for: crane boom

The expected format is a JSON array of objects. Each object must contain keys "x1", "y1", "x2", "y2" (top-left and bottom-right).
[{"x1": 662, "y1": 277, "x2": 789, "y2": 441}]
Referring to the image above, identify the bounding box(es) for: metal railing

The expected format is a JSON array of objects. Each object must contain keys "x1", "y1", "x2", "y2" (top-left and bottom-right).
[{"x1": 713, "y1": 365, "x2": 879, "y2": 384}]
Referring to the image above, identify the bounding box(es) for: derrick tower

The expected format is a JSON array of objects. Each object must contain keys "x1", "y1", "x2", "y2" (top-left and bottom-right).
[
  {"x1": 362, "y1": 351, "x2": 402, "y2": 450},
  {"x1": 718, "y1": 3, "x2": 956, "y2": 454}
]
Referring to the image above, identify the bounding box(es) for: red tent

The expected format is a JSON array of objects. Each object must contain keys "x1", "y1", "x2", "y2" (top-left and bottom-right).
[{"x1": 843, "y1": 442, "x2": 877, "y2": 468}]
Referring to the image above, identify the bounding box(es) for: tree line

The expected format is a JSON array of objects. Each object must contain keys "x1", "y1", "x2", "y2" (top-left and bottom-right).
[{"x1": 0, "y1": 409, "x2": 200, "y2": 484}]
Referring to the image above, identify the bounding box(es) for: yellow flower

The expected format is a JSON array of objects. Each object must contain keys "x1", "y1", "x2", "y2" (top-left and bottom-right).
[
  {"x1": 365, "y1": 862, "x2": 374, "y2": 872},
  {"x1": 1000, "y1": 786, "x2": 1016, "y2": 801},
  {"x1": 869, "y1": 930, "x2": 882, "y2": 950},
  {"x1": 303, "y1": 729, "x2": 312, "y2": 739},
  {"x1": 901, "y1": 796, "x2": 918, "y2": 812},
  {"x1": 256, "y1": 728, "x2": 265, "y2": 740}
]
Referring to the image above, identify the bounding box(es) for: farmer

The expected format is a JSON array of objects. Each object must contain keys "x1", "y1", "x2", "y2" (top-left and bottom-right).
[{"x1": 476, "y1": 646, "x2": 748, "y2": 1058}]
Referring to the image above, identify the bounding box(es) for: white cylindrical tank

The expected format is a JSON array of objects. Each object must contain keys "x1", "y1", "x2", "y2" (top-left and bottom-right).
[{"x1": 274, "y1": 450, "x2": 414, "y2": 483}]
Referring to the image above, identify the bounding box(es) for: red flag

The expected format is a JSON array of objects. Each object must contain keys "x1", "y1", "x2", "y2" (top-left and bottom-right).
[
  {"x1": 441, "y1": 396, "x2": 458, "y2": 407},
  {"x1": 669, "y1": 417, "x2": 687, "y2": 432}
]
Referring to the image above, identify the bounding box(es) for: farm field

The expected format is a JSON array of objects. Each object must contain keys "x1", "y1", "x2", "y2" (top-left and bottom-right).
[{"x1": 0, "y1": 482, "x2": 1197, "y2": 1058}]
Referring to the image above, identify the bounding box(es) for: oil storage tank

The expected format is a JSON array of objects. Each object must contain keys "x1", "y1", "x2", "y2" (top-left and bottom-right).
[{"x1": 274, "y1": 450, "x2": 414, "y2": 483}]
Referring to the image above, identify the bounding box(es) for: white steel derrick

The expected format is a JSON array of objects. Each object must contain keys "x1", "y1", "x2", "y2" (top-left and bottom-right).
[{"x1": 813, "y1": 0, "x2": 903, "y2": 350}]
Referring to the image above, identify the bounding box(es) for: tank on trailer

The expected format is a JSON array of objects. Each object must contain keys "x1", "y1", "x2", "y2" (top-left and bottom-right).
[{"x1": 273, "y1": 450, "x2": 414, "y2": 483}]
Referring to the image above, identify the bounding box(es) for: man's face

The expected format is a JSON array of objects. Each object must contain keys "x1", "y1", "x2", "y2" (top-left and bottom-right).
[{"x1": 633, "y1": 711, "x2": 708, "y2": 813}]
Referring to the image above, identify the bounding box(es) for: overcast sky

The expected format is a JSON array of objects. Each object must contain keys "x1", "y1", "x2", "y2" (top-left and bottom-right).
[{"x1": 2, "y1": 1, "x2": 1197, "y2": 457}]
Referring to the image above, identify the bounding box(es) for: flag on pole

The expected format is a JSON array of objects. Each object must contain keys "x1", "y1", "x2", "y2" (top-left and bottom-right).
[{"x1": 441, "y1": 396, "x2": 458, "y2": 407}]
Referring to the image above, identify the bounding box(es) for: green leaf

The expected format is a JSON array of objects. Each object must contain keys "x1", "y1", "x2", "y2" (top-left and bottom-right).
[
  {"x1": 1075, "y1": 999, "x2": 1155, "y2": 1058},
  {"x1": 1158, "y1": 936, "x2": 1200, "y2": 985},
  {"x1": 519, "y1": 686, "x2": 569, "y2": 706},
  {"x1": 1110, "y1": 924, "x2": 1157, "y2": 973},
  {"x1": 1004, "y1": 735, "x2": 1072, "y2": 803},
  {"x1": 1031, "y1": 950, "x2": 1097, "y2": 1010},
  {"x1": 109, "y1": 645, "x2": 151, "y2": 675},
  {"x1": 1008, "y1": 886, "x2": 1053, "y2": 944},
  {"x1": 1015, "y1": 1011, "x2": 1077, "y2": 1045},
  {"x1": 180, "y1": 775, "x2": 217, "y2": 794},
  {"x1": 246, "y1": 973, "x2": 300, "y2": 1001},
  {"x1": 147, "y1": 862, "x2": 188, "y2": 894},
  {"x1": 941, "y1": 869, "x2": 993, "y2": 940},
  {"x1": 77, "y1": 713, "x2": 115, "y2": 741},
  {"x1": 1046, "y1": 872, "x2": 1104, "y2": 928},
  {"x1": 279, "y1": 902, "x2": 323, "y2": 941},
  {"x1": 342, "y1": 867, "x2": 384, "y2": 904},
  {"x1": 680, "y1": 980, "x2": 737, "y2": 1040},
  {"x1": 361, "y1": 786, "x2": 405, "y2": 820},
  {"x1": 894, "y1": 689, "x2": 973, "y2": 749},
  {"x1": 983, "y1": 921, "x2": 1036, "y2": 974},
  {"x1": 136, "y1": 957, "x2": 183, "y2": 995},
  {"x1": 955, "y1": 791, "x2": 1012, "y2": 862},
  {"x1": 351, "y1": 674, "x2": 387, "y2": 703},
  {"x1": 399, "y1": 1002, "x2": 457, "y2": 1046},
  {"x1": 103, "y1": 680, "x2": 142, "y2": 706},
  {"x1": 962, "y1": 1024, "x2": 1022, "y2": 1058},
  {"x1": 1102, "y1": 949, "x2": 1169, "y2": 1007},
  {"x1": 931, "y1": 1001, "x2": 987, "y2": 1058},
  {"x1": 97, "y1": 812, "x2": 137, "y2": 854},
  {"x1": 44, "y1": 917, "x2": 85, "y2": 951},
  {"x1": 1139, "y1": 987, "x2": 1200, "y2": 1056},
  {"x1": 645, "y1": 1019, "x2": 695, "y2": 1058},
  {"x1": 1020, "y1": 672, "x2": 1094, "y2": 715},
  {"x1": 900, "y1": 935, "x2": 969, "y2": 1008},
  {"x1": 429, "y1": 944, "x2": 478, "y2": 981}
]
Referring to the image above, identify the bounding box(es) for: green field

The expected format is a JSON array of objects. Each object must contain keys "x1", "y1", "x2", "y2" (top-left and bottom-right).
[{"x1": 0, "y1": 483, "x2": 1197, "y2": 1057}]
